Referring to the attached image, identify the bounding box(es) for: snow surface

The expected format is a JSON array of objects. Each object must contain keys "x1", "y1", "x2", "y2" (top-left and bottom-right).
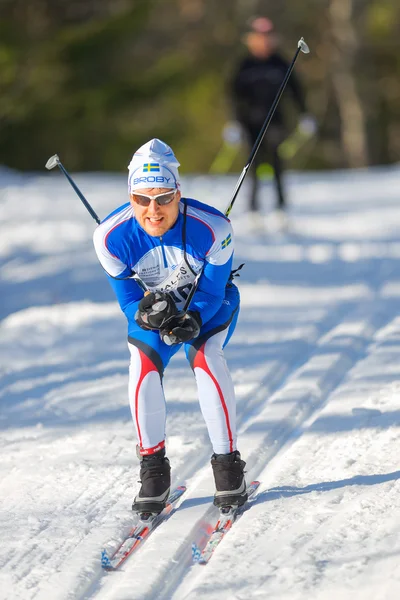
[{"x1": 1, "y1": 166, "x2": 400, "y2": 600}]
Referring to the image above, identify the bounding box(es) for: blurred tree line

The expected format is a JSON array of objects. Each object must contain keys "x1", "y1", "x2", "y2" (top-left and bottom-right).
[{"x1": 0, "y1": 0, "x2": 399, "y2": 173}]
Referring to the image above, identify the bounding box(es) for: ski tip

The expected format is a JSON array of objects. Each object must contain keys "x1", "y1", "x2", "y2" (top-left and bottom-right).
[
  {"x1": 192, "y1": 543, "x2": 209, "y2": 565},
  {"x1": 101, "y1": 549, "x2": 115, "y2": 570},
  {"x1": 191, "y1": 542, "x2": 202, "y2": 563},
  {"x1": 248, "y1": 481, "x2": 261, "y2": 496},
  {"x1": 166, "y1": 485, "x2": 187, "y2": 507}
]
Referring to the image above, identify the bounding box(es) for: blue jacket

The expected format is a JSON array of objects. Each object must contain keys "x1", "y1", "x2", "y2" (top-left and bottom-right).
[{"x1": 93, "y1": 197, "x2": 235, "y2": 332}]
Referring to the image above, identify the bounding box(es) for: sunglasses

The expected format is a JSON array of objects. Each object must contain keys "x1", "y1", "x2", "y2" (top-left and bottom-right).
[{"x1": 131, "y1": 190, "x2": 177, "y2": 207}]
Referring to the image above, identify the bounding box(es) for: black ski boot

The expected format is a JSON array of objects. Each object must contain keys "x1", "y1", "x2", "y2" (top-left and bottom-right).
[
  {"x1": 211, "y1": 450, "x2": 247, "y2": 509},
  {"x1": 132, "y1": 448, "x2": 171, "y2": 515}
]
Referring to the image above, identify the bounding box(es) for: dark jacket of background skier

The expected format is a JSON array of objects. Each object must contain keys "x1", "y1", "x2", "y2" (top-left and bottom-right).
[{"x1": 231, "y1": 52, "x2": 306, "y2": 132}]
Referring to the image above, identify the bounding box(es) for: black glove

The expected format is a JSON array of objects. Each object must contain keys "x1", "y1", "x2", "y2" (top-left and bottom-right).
[
  {"x1": 135, "y1": 291, "x2": 178, "y2": 330},
  {"x1": 160, "y1": 311, "x2": 202, "y2": 346}
]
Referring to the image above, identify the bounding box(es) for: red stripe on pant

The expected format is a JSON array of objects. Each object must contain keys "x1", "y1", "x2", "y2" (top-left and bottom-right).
[
  {"x1": 193, "y1": 342, "x2": 233, "y2": 453},
  {"x1": 138, "y1": 440, "x2": 165, "y2": 456},
  {"x1": 135, "y1": 349, "x2": 164, "y2": 453}
]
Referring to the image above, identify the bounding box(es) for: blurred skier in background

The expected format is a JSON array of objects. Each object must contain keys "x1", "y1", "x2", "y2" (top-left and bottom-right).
[
  {"x1": 228, "y1": 16, "x2": 317, "y2": 226},
  {"x1": 93, "y1": 138, "x2": 247, "y2": 515}
]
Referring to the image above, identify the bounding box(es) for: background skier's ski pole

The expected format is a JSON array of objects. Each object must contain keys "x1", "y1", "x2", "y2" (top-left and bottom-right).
[{"x1": 45, "y1": 154, "x2": 101, "y2": 225}]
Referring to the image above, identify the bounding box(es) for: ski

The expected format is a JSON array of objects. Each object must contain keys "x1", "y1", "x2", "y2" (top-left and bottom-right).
[
  {"x1": 192, "y1": 480, "x2": 260, "y2": 565},
  {"x1": 101, "y1": 485, "x2": 186, "y2": 570}
]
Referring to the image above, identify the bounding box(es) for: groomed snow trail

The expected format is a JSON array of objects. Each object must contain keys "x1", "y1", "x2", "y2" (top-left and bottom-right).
[{"x1": 1, "y1": 168, "x2": 400, "y2": 600}]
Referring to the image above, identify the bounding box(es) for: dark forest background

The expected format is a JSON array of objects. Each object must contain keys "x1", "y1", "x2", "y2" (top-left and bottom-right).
[{"x1": 0, "y1": 0, "x2": 399, "y2": 173}]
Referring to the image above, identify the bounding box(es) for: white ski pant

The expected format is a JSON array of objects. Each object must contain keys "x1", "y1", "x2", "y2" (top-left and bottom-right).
[{"x1": 128, "y1": 327, "x2": 237, "y2": 456}]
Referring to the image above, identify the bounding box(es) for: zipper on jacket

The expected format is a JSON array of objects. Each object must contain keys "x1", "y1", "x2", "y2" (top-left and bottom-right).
[{"x1": 159, "y1": 237, "x2": 168, "y2": 268}]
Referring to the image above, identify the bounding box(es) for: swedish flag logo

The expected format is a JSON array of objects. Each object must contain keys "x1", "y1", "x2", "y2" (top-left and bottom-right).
[
  {"x1": 143, "y1": 163, "x2": 160, "y2": 172},
  {"x1": 221, "y1": 233, "x2": 232, "y2": 249}
]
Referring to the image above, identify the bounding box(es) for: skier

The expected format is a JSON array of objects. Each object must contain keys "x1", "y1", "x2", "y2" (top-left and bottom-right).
[
  {"x1": 93, "y1": 138, "x2": 246, "y2": 515},
  {"x1": 229, "y1": 16, "x2": 316, "y2": 220}
]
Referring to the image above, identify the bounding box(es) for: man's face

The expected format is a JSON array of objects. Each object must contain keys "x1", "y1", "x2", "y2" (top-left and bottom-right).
[
  {"x1": 245, "y1": 32, "x2": 276, "y2": 58},
  {"x1": 130, "y1": 187, "x2": 181, "y2": 237}
]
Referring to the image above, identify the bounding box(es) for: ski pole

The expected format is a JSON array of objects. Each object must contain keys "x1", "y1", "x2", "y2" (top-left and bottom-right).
[
  {"x1": 45, "y1": 154, "x2": 101, "y2": 225},
  {"x1": 45, "y1": 154, "x2": 149, "y2": 292},
  {"x1": 224, "y1": 37, "x2": 309, "y2": 217},
  {"x1": 182, "y1": 37, "x2": 310, "y2": 313}
]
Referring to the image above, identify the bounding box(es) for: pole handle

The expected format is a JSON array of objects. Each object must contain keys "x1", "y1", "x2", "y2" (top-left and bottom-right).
[{"x1": 45, "y1": 154, "x2": 101, "y2": 225}]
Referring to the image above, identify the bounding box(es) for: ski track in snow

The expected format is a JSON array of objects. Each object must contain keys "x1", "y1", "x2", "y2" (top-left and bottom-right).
[{"x1": 1, "y1": 167, "x2": 400, "y2": 599}]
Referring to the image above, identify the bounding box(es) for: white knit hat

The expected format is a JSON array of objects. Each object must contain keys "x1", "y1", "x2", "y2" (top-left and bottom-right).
[{"x1": 128, "y1": 138, "x2": 180, "y2": 194}]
